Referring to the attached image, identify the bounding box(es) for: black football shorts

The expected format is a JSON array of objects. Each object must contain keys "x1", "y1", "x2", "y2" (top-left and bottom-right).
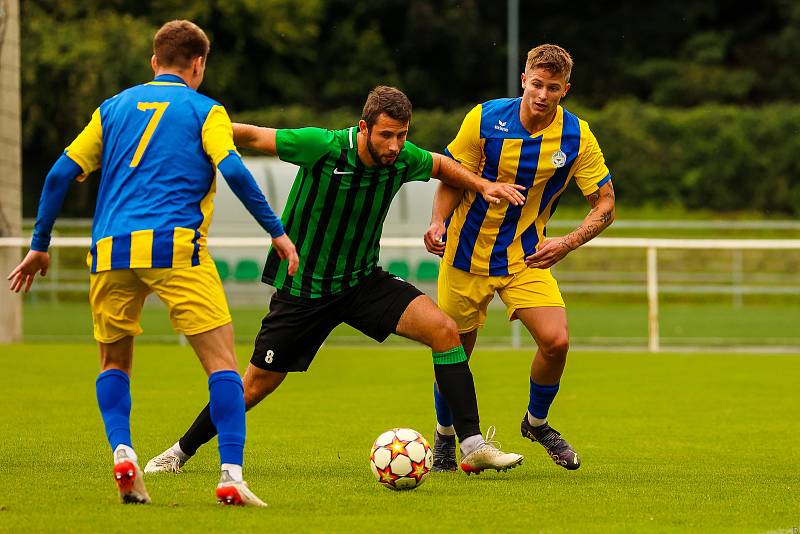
[{"x1": 250, "y1": 268, "x2": 424, "y2": 372}]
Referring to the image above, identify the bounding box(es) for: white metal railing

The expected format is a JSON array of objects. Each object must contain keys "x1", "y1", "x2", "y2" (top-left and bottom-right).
[{"x1": 3, "y1": 236, "x2": 800, "y2": 352}]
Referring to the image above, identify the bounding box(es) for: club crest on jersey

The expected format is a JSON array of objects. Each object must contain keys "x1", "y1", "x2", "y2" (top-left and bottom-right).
[{"x1": 551, "y1": 150, "x2": 567, "y2": 168}]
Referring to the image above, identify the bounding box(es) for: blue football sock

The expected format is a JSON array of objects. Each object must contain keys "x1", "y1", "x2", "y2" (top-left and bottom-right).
[
  {"x1": 528, "y1": 380, "x2": 560, "y2": 421},
  {"x1": 208, "y1": 370, "x2": 246, "y2": 466},
  {"x1": 95, "y1": 369, "x2": 133, "y2": 451},
  {"x1": 433, "y1": 381, "x2": 454, "y2": 428}
]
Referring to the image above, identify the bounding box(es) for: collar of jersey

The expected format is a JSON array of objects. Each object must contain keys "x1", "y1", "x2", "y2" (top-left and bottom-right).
[
  {"x1": 523, "y1": 103, "x2": 563, "y2": 139},
  {"x1": 149, "y1": 74, "x2": 188, "y2": 86}
]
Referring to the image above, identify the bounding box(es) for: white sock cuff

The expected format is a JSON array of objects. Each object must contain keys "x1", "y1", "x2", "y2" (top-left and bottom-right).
[
  {"x1": 436, "y1": 424, "x2": 456, "y2": 436},
  {"x1": 221, "y1": 463, "x2": 243, "y2": 482},
  {"x1": 113, "y1": 444, "x2": 138, "y2": 464},
  {"x1": 460, "y1": 434, "x2": 483, "y2": 456},
  {"x1": 171, "y1": 442, "x2": 190, "y2": 462},
  {"x1": 526, "y1": 412, "x2": 547, "y2": 427}
]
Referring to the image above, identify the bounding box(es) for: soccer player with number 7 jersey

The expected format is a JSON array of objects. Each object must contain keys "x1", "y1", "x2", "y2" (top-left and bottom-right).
[{"x1": 7, "y1": 20, "x2": 297, "y2": 507}]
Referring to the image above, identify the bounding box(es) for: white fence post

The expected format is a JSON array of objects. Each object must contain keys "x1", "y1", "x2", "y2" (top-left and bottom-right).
[
  {"x1": 511, "y1": 321, "x2": 521, "y2": 349},
  {"x1": 732, "y1": 248, "x2": 744, "y2": 308},
  {"x1": 646, "y1": 246, "x2": 660, "y2": 352}
]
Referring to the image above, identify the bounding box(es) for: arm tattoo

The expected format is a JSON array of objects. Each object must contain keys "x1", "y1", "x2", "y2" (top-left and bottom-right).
[{"x1": 562, "y1": 183, "x2": 615, "y2": 250}]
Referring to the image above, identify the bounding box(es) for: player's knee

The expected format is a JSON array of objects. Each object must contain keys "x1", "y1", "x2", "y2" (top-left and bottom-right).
[
  {"x1": 434, "y1": 313, "x2": 461, "y2": 348},
  {"x1": 540, "y1": 332, "x2": 570, "y2": 359}
]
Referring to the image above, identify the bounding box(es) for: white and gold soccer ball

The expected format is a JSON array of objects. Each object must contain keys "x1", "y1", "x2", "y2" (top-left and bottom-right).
[{"x1": 369, "y1": 428, "x2": 433, "y2": 490}]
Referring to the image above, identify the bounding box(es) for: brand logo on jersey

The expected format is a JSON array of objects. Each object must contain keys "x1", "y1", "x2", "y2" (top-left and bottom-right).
[
  {"x1": 493, "y1": 119, "x2": 509, "y2": 133},
  {"x1": 551, "y1": 150, "x2": 567, "y2": 168},
  {"x1": 333, "y1": 168, "x2": 353, "y2": 175},
  {"x1": 265, "y1": 350, "x2": 275, "y2": 364}
]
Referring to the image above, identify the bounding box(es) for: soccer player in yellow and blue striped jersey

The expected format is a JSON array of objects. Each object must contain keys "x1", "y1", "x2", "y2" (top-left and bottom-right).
[
  {"x1": 7, "y1": 20, "x2": 296, "y2": 506},
  {"x1": 425, "y1": 44, "x2": 616, "y2": 472}
]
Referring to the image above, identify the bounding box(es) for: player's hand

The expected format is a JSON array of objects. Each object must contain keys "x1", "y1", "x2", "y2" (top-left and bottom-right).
[
  {"x1": 7, "y1": 250, "x2": 50, "y2": 293},
  {"x1": 481, "y1": 182, "x2": 526, "y2": 206},
  {"x1": 424, "y1": 221, "x2": 447, "y2": 257},
  {"x1": 271, "y1": 234, "x2": 299, "y2": 276},
  {"x1": 524, "y1": 238, "x2": 572, "y2": 269}
]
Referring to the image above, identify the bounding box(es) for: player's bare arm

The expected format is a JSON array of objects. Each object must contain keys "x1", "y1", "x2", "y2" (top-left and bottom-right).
[
  {"x1": 232, "y1": 123, "x2": 278, "y2": 155},
  {"x1": 430, "y1": 152, "x2": 526, "y2": 206},
  {"x1": 525, "y1": 180, "x2": 615, "y2": 269},
  {"x1": 424, "y1": 183, "x2": 463, "y2": 257}
]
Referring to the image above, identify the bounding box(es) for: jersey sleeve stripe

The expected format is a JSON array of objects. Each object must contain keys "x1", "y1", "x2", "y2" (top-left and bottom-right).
[{"x1": 202, "y1": 105, "x2": 239, "y2": 167}]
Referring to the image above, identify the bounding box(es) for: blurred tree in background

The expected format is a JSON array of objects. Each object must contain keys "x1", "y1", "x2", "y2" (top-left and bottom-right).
[{"x1": 20, "y1": 0, "x2": 800, "y2": 216}]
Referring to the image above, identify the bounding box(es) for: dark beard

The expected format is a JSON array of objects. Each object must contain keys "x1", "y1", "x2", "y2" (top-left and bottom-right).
[{"x1": 366, "y1": 135, "x2": 395, "y2": 168}]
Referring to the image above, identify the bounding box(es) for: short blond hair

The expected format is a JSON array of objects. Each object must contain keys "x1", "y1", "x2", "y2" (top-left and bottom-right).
[{"x1": 525, "y1": 44, "x2": 573, "y2": 82}]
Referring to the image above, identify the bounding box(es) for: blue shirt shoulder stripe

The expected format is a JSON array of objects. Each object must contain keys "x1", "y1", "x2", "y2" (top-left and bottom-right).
[{"x1": 479, "y1": 98, "x2": 526, "y2": 139}]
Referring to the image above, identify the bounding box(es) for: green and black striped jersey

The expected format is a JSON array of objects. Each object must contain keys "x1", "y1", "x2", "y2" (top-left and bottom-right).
[{"x1": 262, "y1": 126, "x2": 433, "y2": 298}]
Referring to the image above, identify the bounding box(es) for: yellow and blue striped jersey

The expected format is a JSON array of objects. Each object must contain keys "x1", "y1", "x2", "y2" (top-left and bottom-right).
[
  {"x1": 65, "y1": 74, "x2": 240, "y2": 273},
  {"x1": 443, "y1": 98, "x2": 611, "y2": 276}
]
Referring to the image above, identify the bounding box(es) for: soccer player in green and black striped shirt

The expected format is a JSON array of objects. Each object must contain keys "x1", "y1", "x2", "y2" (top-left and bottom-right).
[{"x1": 146, "y1": 86, "x2": 526, "y2": 475}]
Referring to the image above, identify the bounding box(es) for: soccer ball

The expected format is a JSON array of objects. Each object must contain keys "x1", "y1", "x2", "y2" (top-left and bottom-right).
[{"x1": 369, "y1": 428, "x2": 433, "y2": 490}]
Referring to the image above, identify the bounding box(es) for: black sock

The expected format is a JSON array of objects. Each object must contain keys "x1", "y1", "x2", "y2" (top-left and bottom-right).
[
  {"x1": 433, "y1": 361, "x2": 481, "y2": 441},
  {"x1": 178, "y1": 404, "x2": 218, "y2": 456}
]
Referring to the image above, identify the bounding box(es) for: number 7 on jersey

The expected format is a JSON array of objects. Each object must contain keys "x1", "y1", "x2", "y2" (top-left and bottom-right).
[{"x1": 129, "y1": 102, "x2": 170, "y2": 167}]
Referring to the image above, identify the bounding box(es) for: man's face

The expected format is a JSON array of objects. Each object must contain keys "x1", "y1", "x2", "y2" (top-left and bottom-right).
[
  {"x1": 361, "y1": 114, "x2": 409, "y2": 167},
  {"x1": 521, "y1": 67, "x2": 570, "y2": 124}
]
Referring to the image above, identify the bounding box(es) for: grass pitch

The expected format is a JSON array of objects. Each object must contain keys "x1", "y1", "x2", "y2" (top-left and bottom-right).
[
  {"x1": 0, "y1": 343, "x2": 798, "y2": 533},
  {"x1": 22, "y1": 300, "x2": 800, "y2": 348}
]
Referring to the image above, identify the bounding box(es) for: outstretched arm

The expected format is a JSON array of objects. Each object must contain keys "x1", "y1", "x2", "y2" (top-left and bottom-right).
[
  {"x1": 217, "y1": 154, "x2": 298, "y2": 275},
  {"x1": 525, "y1": 181, "x2": 615, "y2": 269},
  {"x1": 8, "y1": 154, "x2": 85, "y2": 292},
  {"x1": 430, "y1": 152, "x2": 526, "y2": 206},
  {"x1": 423, "y1": 183, "x2": 463, "y2": 256},
  {"x1": 232, "y1": 123, "x2": 278, "y2": 155}
]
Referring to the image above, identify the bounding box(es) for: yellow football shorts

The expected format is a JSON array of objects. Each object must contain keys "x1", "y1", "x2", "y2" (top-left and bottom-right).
[
  {"x1": 437, "y1": 261, "x2": 565, "y2": 333},
  {"x1": 89, "y1": 256, "x2": 232, "y2": 343}
]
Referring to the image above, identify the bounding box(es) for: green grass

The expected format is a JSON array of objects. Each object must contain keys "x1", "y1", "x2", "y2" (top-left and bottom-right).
[
  {"x1": 21, "y1": 300, "x2": 800, "y2": 348},
  {"x1": 0, "y1": 344, "x2": 798, "y2": 532}
]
